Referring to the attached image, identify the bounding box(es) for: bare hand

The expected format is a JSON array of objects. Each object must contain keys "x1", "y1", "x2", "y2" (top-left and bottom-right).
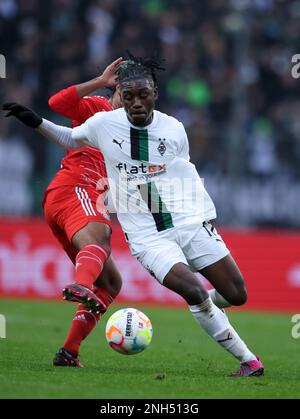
[{"x1": 98, "y1": 57, "x2": 124, "y2": 88}]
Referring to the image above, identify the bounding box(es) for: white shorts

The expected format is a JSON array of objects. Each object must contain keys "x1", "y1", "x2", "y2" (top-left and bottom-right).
[{"x1": 127, "y1": 221, "x2": 230, "y2": 283}]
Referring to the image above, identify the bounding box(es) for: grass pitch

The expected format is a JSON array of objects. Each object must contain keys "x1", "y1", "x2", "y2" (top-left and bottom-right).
[{"x1": 0, "y1": 299, "x2": 299, "y2": 399}]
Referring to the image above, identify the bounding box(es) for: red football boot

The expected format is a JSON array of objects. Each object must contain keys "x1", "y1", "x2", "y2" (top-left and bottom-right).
[
  {"x1": 53, "y1": 347, "x2": 84, "y2": 368},
  {"x1": 62, "y1": 283, "x2": 107, "y2": 314}
]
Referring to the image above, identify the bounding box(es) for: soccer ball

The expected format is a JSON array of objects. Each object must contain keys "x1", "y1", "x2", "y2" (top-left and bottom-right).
[{"x1": 105, "y1": 308, "x2": 153, "y2": 355}]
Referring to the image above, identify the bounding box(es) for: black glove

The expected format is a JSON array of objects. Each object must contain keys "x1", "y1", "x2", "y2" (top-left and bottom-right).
[{"x1": 2, "y1": 102, "x2": 43, "y2": 128}]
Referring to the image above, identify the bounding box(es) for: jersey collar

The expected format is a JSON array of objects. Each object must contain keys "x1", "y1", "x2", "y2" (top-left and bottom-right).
[{"x1": 125, "y1": 109, "x2": 158, "y2": 130}]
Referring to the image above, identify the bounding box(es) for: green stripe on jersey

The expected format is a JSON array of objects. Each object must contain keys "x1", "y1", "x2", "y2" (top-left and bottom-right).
[
  {"x1": 130, "y1": 128, "x2": 149, "y2": 161},
  {"x1": 139, "y1": 182, "x2": 174, "y2": 232}
]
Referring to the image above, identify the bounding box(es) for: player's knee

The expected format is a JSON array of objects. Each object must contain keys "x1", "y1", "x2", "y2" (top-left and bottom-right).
[
  {"x1": 183, "y1": 284, "x2": 209, "y2": 305},
  {"x1": 239, "y1": 287, "x2": 248, "y2": 305},
  {"x1": 96, "y1": 264, "x2": 122, "y2": 298},
  {"x1": 111, "y1": 270, "x2": 122, "y2": 297},
  {"x1": 90, "y1": 236, "x2": 111, "y2": 256},
  {"x1": 74, "y1": 236, "x2": 112, "y2": 257},
  {"x1": 229, "y1": 286, "x2": 248, "y2": 306},
  {"x1": 99, "y1": 241, "x2": 111, "y2": 257}
]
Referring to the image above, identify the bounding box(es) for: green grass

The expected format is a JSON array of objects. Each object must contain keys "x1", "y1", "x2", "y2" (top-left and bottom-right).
[{"x1": 0, "y1": 299, "x2": 299, "y2": 399}]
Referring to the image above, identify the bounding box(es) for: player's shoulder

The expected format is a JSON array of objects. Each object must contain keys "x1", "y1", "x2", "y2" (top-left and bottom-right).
[
  {"x1": 83, "y1": 95, "x2": 109, "y2": 105},
  {"x1": 83, "y1": 95, "x2": 107, "y2": 100},
  {"x1": 154, "y1": 110, "x2": 184, "y2": 130},
  {"x1": 82, "y1": 95, "x2": 112, "y2": 111},
  {"x1": 106, "y1": 107, "x2": 126, "y2": 119},
  {"x1": 85, "y1": 108, "x2": 125, "y2": 125},
  {"x1": 83, "y1": 95, "x2": 108, "y2": 101}
]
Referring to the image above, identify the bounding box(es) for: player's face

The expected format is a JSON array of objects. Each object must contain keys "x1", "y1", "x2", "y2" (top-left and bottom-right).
[{"x1": 120, "y1": 79, "x2": 158, "y2": 127}]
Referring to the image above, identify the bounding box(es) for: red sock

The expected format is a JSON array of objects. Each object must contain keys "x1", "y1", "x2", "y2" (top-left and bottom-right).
[
  {"x1": 75, "y1": 244, "x2": 109, "y2": 290},
  {"x1": 64, "y1": 288, "x2": 113, "y2": 355}
]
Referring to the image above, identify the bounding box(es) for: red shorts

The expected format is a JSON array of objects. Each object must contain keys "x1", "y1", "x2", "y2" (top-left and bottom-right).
[{"x1": 43, "y1": 185, "x2": 111, "y2": 263}]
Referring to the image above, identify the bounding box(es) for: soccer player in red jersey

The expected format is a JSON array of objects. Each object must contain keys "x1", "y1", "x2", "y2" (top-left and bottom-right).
[{"x1": 43, "y1": 58, "x2": 123, "y2": 367}]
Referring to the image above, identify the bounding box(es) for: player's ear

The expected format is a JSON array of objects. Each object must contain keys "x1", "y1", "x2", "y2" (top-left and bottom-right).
[
  {"x1": 113, "y1": 85, "x2": 123, "y2": 108},
  {"x1": 153, "y1": 86, "x2": 158, "y2": 101}
]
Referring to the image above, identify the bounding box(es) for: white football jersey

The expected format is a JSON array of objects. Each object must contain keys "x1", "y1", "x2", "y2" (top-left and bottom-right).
[{"x1": 73, "y1": 108, "x2": 216, "y2": 237}]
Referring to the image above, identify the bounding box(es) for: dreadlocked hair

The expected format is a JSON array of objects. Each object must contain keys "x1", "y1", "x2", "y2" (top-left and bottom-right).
[{"x1": 116, "y1": 50, "x2": 165, "y2": 85}]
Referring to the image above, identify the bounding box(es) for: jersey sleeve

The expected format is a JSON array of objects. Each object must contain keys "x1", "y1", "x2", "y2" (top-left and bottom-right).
[
  {"x1": 48, "y1": 86, "x2": 112, "y2": 123},
  {"x1": 72, "y1": 112, "x2": 103, "y2": 148},
  {"x1": 37, "y1": 119, "x2": 87, "y2": 150}
]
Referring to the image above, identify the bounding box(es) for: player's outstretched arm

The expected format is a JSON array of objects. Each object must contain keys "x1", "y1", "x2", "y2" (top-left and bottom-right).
[{"x1": 2, "y1": 102, "x2": 88, "y2": 150}]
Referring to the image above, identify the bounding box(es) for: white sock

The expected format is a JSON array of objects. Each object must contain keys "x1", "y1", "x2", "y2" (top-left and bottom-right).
[
  {"x1": 189, "y1": 297, "x2": 256, "y2": 363},
  {"x1": 208, "y1": 289, "x2": 232, "y2": 309}
]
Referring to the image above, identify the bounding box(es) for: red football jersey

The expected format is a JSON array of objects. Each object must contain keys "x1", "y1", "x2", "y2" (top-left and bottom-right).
[{"x1": 46, "y1": 86, "x2": 113, "y2": 193}]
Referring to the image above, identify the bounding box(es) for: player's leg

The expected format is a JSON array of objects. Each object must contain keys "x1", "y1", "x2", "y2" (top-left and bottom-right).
[
  {"x1": 201, "y1": 253, "x2": 247, "y2": 307},
  {"x1": 60, "y1": 220, "x2": 121, "y2": 359},
  {"x1": 184, "y1": 221, "x2": 245, "y2": 309},
  {"x1": 163, "y1": 262, "x2": 209, "y2": 304},
  {"x1": 42, "y1": 209, "x2": 87, "y2": 366},
  {"x1": 70, "y1": 221, "x2": 111, "y2": 289},
  {"x1": 178, "y1": 222, "x2": 263, "y2": 376},
  {"x1": 65, "y1": 254, "x2": 122, "y2": 354},
  {"x1": 59, "y1": 185, "x2": 114, "y2": 313},
  {"x1": 46, "y1": 185, "x2": 120, "y2": 303},
  {"x1": 53, "y1": 238, "x2": 121, "y2": 366},
  {"x1": 130, "y1": 233, "x2": 263, "y2": 377},
  {"x1": 44, "y1": 187, "x2": 122, "y2": 365},
  {"x1": 60, "y1": 254, "x2": 121, "y2": 364},
  {"x1": 163, "y1": 263, "x2": 263, "y2": 377},
  {"x1": 50, "y1": 231, "x2": 122, "y2": 366},
  {"x1": 93, "y1": 254, "x2": 122, "y2": 299}
]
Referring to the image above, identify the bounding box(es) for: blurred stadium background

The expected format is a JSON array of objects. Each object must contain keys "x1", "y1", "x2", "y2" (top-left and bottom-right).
[{"x1": 0, "y1": 0, "x2": 300, "y2": 311}]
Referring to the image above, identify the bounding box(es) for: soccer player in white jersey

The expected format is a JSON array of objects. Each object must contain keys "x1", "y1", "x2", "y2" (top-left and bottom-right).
[{"x1": 3, "y1": 54, "x2": 264, "y2": 377}]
